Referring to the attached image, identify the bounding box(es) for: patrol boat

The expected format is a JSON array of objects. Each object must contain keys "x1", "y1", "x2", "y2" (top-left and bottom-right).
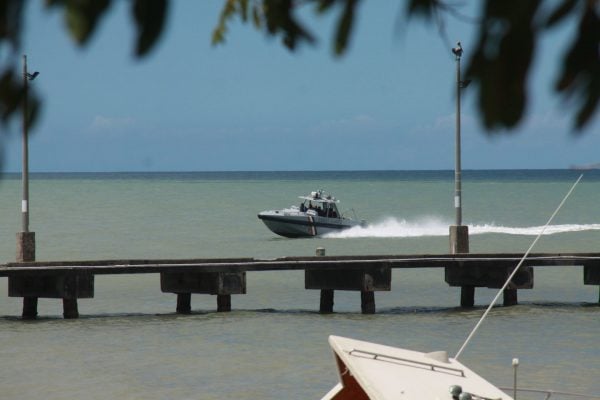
[{"x1": 257, "y1": 190, "x2": 365, "y2": 238}]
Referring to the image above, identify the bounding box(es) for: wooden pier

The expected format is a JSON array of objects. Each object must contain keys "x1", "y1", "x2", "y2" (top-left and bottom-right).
[{"x1": 1, "y1": 252, "x2": 600, "y2": 319}]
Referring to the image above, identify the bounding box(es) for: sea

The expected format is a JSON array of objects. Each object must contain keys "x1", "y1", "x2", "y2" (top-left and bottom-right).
[{"x1": 0, "y1": 170, "x2": 599, "y2": 400}]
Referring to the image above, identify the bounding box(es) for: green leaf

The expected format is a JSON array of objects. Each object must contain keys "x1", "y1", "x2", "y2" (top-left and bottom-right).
[
  {"x1": 212, "y1": 0, "x2": 246, "y2": 46},
  {"x1": 63, "y1": 0, "x2": 111, "y2": 46}
]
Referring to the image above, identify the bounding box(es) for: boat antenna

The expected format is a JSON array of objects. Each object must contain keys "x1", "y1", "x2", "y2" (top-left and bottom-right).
[{"x1": 454, "y1": 174, "x2": 583, "y2": 361}]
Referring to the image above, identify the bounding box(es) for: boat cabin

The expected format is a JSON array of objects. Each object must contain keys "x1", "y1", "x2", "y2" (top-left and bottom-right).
[{"x1": 299, "y1": 191, "x2": 341, "y2": 219}]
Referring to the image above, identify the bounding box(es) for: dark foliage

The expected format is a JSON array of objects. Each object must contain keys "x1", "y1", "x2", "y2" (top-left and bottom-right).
[{"x1": 0, "y1": 0, "x2": 597, "y2": 133}]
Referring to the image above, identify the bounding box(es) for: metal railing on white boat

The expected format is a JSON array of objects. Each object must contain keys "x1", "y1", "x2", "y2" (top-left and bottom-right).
[{"x1": 348, "y1": 348, "x2": 465, "y2": 377}]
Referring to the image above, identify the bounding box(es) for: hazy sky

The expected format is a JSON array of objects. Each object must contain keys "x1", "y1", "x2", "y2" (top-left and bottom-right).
[{"x1": 2, "y1": 1, "x2": 599, "y2": 172}]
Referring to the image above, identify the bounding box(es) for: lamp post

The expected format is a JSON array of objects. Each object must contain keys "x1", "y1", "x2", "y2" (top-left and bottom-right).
[
  {"x1": 17, "y1": 54, "x2": 38, "y2": 263},
  {"x1": 454, "y1": 42, "x2": 463, "y2": 226},
  {"x1": 449, "y1": 42, "x2": 470, "y2": 254}
]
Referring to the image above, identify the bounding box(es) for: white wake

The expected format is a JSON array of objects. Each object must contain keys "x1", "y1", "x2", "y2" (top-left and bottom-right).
[{"x1": 325, "y1": 216, "x2": 600, "y2": 238}]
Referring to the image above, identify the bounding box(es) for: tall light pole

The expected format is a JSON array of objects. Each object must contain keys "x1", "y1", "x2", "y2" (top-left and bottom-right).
[
  {"x1": 450, "y1": 42, "x2": 470, "y2": 254},
  {"x1": 17, "y1": 54, "x2": 38, "y2": 263},
  {"x1": 454, "y1": 42, "x2": 463, "y2": 226}
]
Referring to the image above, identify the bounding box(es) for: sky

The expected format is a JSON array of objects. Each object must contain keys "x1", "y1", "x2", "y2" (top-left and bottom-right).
[{"x1": 1, "y1": 1, "x2": 599, "y2": 172}]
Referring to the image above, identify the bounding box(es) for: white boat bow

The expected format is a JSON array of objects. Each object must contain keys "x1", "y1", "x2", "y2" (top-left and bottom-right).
[{"x1": 322, "y1": 335, "x2": 510, "y2": 400}]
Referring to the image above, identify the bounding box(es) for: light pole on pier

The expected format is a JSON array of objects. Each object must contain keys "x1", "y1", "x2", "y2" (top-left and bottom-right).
[
  {"x1": 17, "y1": 54, "x2": 38, "y2": 263},
  {"x1": 449, "y1": 42, "x2": 470, "y2": 254}
]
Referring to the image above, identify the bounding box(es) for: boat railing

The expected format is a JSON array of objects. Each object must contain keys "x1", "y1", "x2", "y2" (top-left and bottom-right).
[
  {"x1": 341, "y1": 208, "x2": 359, "y2": 220},
  {"x1": 348, "y1": 348, "x2": 465, "y2": 377}
]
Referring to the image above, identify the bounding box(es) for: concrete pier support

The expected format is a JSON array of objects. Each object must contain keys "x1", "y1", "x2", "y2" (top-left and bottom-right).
[
  {"x1": 9, "y1": 272, "x2": 93, "y2": 319},
  {"x1": 160, "y1": 271, "x2": 246, "y2": 313},
  {"x1": 583, "y1": 264, "x2": 600, "y2": 303},
  {"x1": 319, "y1": 289, "x2": 334, "y2": 314},
  {"x1": 446, "y1": 264, "x2": 533, "y2": 307},
  {"x1": 460, "y1": 285, "x2": 475, "y2": 308},
  {"x1": 176, "y1": 293, "x2": 192, "y2": 314},
  {"x1": 361, "y1": 291, "x2": 375, "y2": 314},
  {"x1": 449, "y1": 225, "x2": 469, "y2": 254},
  {"x1": 503, "y1": 289, "x2": 518, "y2": 306},
  {"x1": 16, "y1": 232, "x2": 35, "y2": 262},
  {"x1": 315, "y1": 248, "x2": 334, "y2": 314},
  {"x1": 450, "y1": 225, "x2": 473, "y2": 307},
  {"x1": 306, "y1": 267, "x2": 390, "y2": 314},
  {"x1": 63, "y1": 298, "x2": 79, "y2": 319},
  {"x1": 22, "y1": 296, "x2": 38, "y2": 319},
  {"x1": 16, "y1": 232, "x2": 37, "y2": 318},
  {"x1": 217, "y1": 294, "x2": 231, "y2": 312}
]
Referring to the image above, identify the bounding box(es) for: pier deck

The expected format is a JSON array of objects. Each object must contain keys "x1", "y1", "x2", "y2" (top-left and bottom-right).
[{"x1": 1, "y1": 252, "x2": 600, "y2": 319}]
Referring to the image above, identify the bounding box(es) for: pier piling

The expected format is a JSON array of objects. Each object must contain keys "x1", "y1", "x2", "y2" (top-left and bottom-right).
[
  {"x1": 319, "y1": 289, "x2": 334, "y2": 314},
  {"x1": 306, "y1": 266, "x2": 390, "y2": 314},
  {"x1": 315, "y1": 248, "x2": 334, "y2": 313},
  {"x1": 9, "y1": 271, "x2": 93, "y2": 319},
  {"x1": 450, "y1": 225, "x2": 473, "y2": 307},
  {"x1": 503, "y1": 289, "x2": 518, "y2": 306},
  {"x1": 217, "y1": 294, "x2": 231, "y2": 312},
  {"x1": 583, "y1": 264, "x2": 600, "y2": 304},
  {"x1": 16, "y1": 232, "x2": 35, "y2": 263},
  {"x1": 176, "y1": 293, "x2": 192, "y2": 314},
  {"x1": 460, "y1": 286, "x2": 475, "y2": 308},
  {"x1": 63, "y1": 298, "x2": 79, "y2": 319},
  {"x1": 161, "y1": 271, "x2": 246, "y2": 313},
  {"x1": 16, "y1": 232, "x2": 37, "y2": 318},
  {"x1": 360, "y1": 291, "x2": 375, "y2": 314},
  {"x1": 22, "y1": 297, "x2": 38, "y2": 319}
]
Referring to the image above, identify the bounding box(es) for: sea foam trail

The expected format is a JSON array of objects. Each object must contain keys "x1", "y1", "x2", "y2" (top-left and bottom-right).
[{"x1": 325, "y1": 216, "x2": 600, "y2": 238}]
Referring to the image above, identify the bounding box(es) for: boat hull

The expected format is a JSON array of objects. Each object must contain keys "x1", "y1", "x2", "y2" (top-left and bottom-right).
[
  {"x1": 258, "y1": 211, "x2": 362, "y2": 238},
  {"x1": 322, "y1": 335, "x2": 512, "y2": 400}
]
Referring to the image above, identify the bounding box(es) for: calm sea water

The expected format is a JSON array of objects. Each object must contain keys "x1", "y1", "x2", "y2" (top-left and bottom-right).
[{"x1": 0, "y1": 170, "x2": 599, "y2": 399}]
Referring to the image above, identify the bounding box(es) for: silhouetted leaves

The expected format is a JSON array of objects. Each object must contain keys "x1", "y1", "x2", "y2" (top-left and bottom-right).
[
  {"x1": 0, "y1": 0, "x2": 25, "y2": 49},
  {"x1": 545, "y1": 0, "x2": 578, "y2": 27},
  {"x1": 213, "y1": 0, "x2": 598, "y2": 132},
  {"x1": 0, "y1": 70, "x2": 22, "y2": 122},
  {"x1": 0, "y1": 0, "x2": 597, "y2": 133},
  {"x1": 0, "y1": 70, "x2": 40, "y2": 128},
  {"x1": 213, "y1": 0, "x2": 315, "y2": 50},
  {"x1": 466, "y1": 0, "x2": 541, "y2": 131},
  {"x1": 46, "y1": 0, "x2": 111, "y2": 46},
  {"x1": 334, "y1": 0, "x2": 358, "y2": 55},
  {"x1": 132, "y1": 0, "x2": 168, "y2": 57},
  {"x1": 554, "y1": 2, "x2": 599, "y2": 131},
  {"x1": 263, "y1": 0, "x2": 314, "y2": 50},
  {"x1": 406, "y1": 0, "x2": 440, "y2": 20}
]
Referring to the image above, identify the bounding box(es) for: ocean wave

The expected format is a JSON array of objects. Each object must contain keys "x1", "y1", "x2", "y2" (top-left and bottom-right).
[{"x1": 325, "y1": 216, "x2": 600, "y2": 238}]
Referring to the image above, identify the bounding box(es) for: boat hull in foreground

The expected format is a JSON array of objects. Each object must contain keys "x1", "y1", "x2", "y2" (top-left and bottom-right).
[{"x1": 322, "y1": 335, "x2": 511, "y2": 400}]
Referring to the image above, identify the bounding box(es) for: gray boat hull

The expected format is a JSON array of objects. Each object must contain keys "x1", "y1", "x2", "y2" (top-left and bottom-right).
[{"x1": 258, "y1": 211, "x2": 362, "y2": 238}]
